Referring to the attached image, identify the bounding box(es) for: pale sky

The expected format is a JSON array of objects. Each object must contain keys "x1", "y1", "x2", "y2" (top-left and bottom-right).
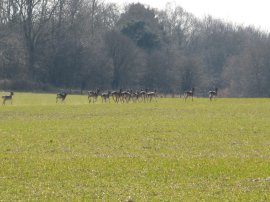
[{"x1": 105, "y1": 0, "x2": 270, "y2": 32}]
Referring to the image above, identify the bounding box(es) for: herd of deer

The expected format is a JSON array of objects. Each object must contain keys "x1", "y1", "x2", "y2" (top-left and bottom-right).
[
  {"x1": 1, "y1": 88, "x2": 218, "y2": 105},
  {"x1": 87, "y1": 89, "x2": 158, "y2": 104},
  {"x1": 54, "y1": 88, "x2": 158, "y2": 104}
]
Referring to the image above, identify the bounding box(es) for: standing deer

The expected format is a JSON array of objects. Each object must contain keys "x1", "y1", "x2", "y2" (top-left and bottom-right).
[
  {"x1": 209, "y1": 88, "x2": 218, "y2": 101},
  {"x1": 131, "y1": 90, "x2": 140, "y2": 103},
  {"x1": 138, "y1": 89, "x2": 148, "y2": 102},
  {"x1": 121, "y1": 90, "x2": 132, "y2": 103},
  {"x1": 111, "y1": 89, "x2": 122, "y2": 103},
  {"x1": 147, "y1": 90, "x2": 157, "y2": 102},
  {"x1": 88, "y1": 88, "x2": 100, "y2": 103},
  {"x1": 101, "y1": 91, "x2": 111, "y2": 103},
  {"x1": 56, "y1": 92, "x2": 67, "y2": 103},
  {"x1": 2, "y1": 92, "x2": 14, "y2": 105},
  {"x1": 184, "y1": 88, "x2": 195, "y2": 101}
]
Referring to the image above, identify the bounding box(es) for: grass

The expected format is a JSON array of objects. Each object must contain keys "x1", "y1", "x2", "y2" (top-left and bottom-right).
[{"x1": 0, "y1": 92, "x2": 270, "y2": 201}]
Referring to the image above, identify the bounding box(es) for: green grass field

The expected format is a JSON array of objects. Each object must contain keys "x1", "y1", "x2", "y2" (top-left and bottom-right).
[{"x1": 0, "y1": 93, "x2": 270, "y2": 201}]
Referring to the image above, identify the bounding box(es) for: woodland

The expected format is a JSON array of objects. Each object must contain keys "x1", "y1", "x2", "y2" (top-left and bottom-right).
[{"x1": 0, "y1": 0, "x2": 270, "y2": 97}]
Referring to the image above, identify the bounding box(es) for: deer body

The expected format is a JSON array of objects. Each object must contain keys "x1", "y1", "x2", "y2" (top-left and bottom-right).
[
  {"x1": 121, "y1": 90, "x2": 131, "y2": 103},
  {"x1": 147, "y1": 90, "x2": 157, "y2": 102},
  {"x1": 111, "y1": 89, "x2": 123, "y2": 103},
  {"x1": 56, "y1": 92, "x2": 67, "y2": 103},
  {"x1": 101, "y1": 91, "x2": 111, "y2": 103},
  {"x1": 209, "y1": 88, "x2": 218, "y2": 101},
  {"x1": 2, "y1": 92, "x2": 14, "y2": 105},
  {"x1": 139, "y1": 89, "x2": 148, "y2": 102},
  {"x1": 184, "y1": 88, "x2": 195, "y2": 101},
  {"x1": 88, "y1": 89, "x2": 100, "y2": 103}
]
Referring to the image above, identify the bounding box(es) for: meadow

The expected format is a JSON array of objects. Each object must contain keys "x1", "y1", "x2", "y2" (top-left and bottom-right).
[{"x1": 0, "y1": 93, "x2": 270, "y2": 201}]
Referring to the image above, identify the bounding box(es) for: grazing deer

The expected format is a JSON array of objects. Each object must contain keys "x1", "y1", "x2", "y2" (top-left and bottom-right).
[
  {"x1": 88, "y1": 88, "x2": 100, "y2": 103},
  {"x1": 2, "y1": 92, "x2": 14, "y2": 105},
  {"x1": 184, "y1": 88, "x2": 195, "y2": 101},
  {"x1": 209, "y1": 88, "x2": 218, "y2": 101},
  {"x1": 56, "y1": 92, "x2": 67, "y2": 103}
]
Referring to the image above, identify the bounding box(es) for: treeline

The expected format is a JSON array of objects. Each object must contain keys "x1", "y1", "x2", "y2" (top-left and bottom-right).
[{"x1": 0, "y1": 0, "x2": 270, "y2": 97}]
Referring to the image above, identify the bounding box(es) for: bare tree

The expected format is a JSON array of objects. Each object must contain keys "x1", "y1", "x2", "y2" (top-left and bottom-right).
[
  {"x1": 15, "y1": 0, "x2": 59, "y2": 80},
  {"x1": 105, "y1": 30, "x2": 143, "y2": 89}
]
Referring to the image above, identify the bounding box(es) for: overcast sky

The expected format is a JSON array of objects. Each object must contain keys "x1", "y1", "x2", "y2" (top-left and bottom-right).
[{"x1": 105, "y1": 0, "x2": 270, "y2": 32}]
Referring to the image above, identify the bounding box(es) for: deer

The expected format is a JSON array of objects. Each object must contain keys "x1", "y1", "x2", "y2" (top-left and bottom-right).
[
  {"x1": 209, "y1": 88, "x2": 218, "y2": 101},
  {"x1": 184, "y1": 87, "x2": 195, "y2": 101},
  {"x1": 101, "y1": 91, "x2": 111, "y2": 103},
  {"x1": 111, "y1": 89, "x2": 122, "y2": 103},
  {"x1": 131, "y1": 90, "x2": 140, "y2": 103},
  {"x1": 147, "y1": 90, "x2": 157, "y2": 102},
  {"x1": 88, "y1": 88, "x2": 100, "y2": 103},
  {"x1": 138, "y1": 89, "x2": 148, "y2": 102},
  {"x1": 121, "y1": 90, "x2": 132, "y2": 103},
  {"x1": 2, "y1": 92, "x2": 14, "y2": 105},
  {"x1": 56, "y1": 92, "x2": 67, "y2": 103}
]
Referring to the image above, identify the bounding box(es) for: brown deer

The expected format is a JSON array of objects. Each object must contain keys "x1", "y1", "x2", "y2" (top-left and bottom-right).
[
  {"x1": 184, "y1": 88, "x2": 195, "y2": 101},
  {"x1": 88, "y1": 88, "x2": 100, "y2": 103},
  {"x1": 121, "y1": 90, "x2": 132, "y2": 103},
  {"x1": 111, "y1": 89, "x2": 122, "y2": 103},
  {"x1": 2, "y1": 92, "x2": 14, "y2": 105},
  {"x1": 138, "y1": 89, "x2": 148, "y2": 102},
  {"x1": 147, "y1": 90, "x2": 157, "y2": 102},
  {"x1": 209, "y1": 88, "x2": 218, "y2": 101},
  {"x1": 101, "y1": 91, "x2": 111, "y2": 103},
  {"x1": 56, "y1": 92, "x2": 67, "y2": 103}
]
